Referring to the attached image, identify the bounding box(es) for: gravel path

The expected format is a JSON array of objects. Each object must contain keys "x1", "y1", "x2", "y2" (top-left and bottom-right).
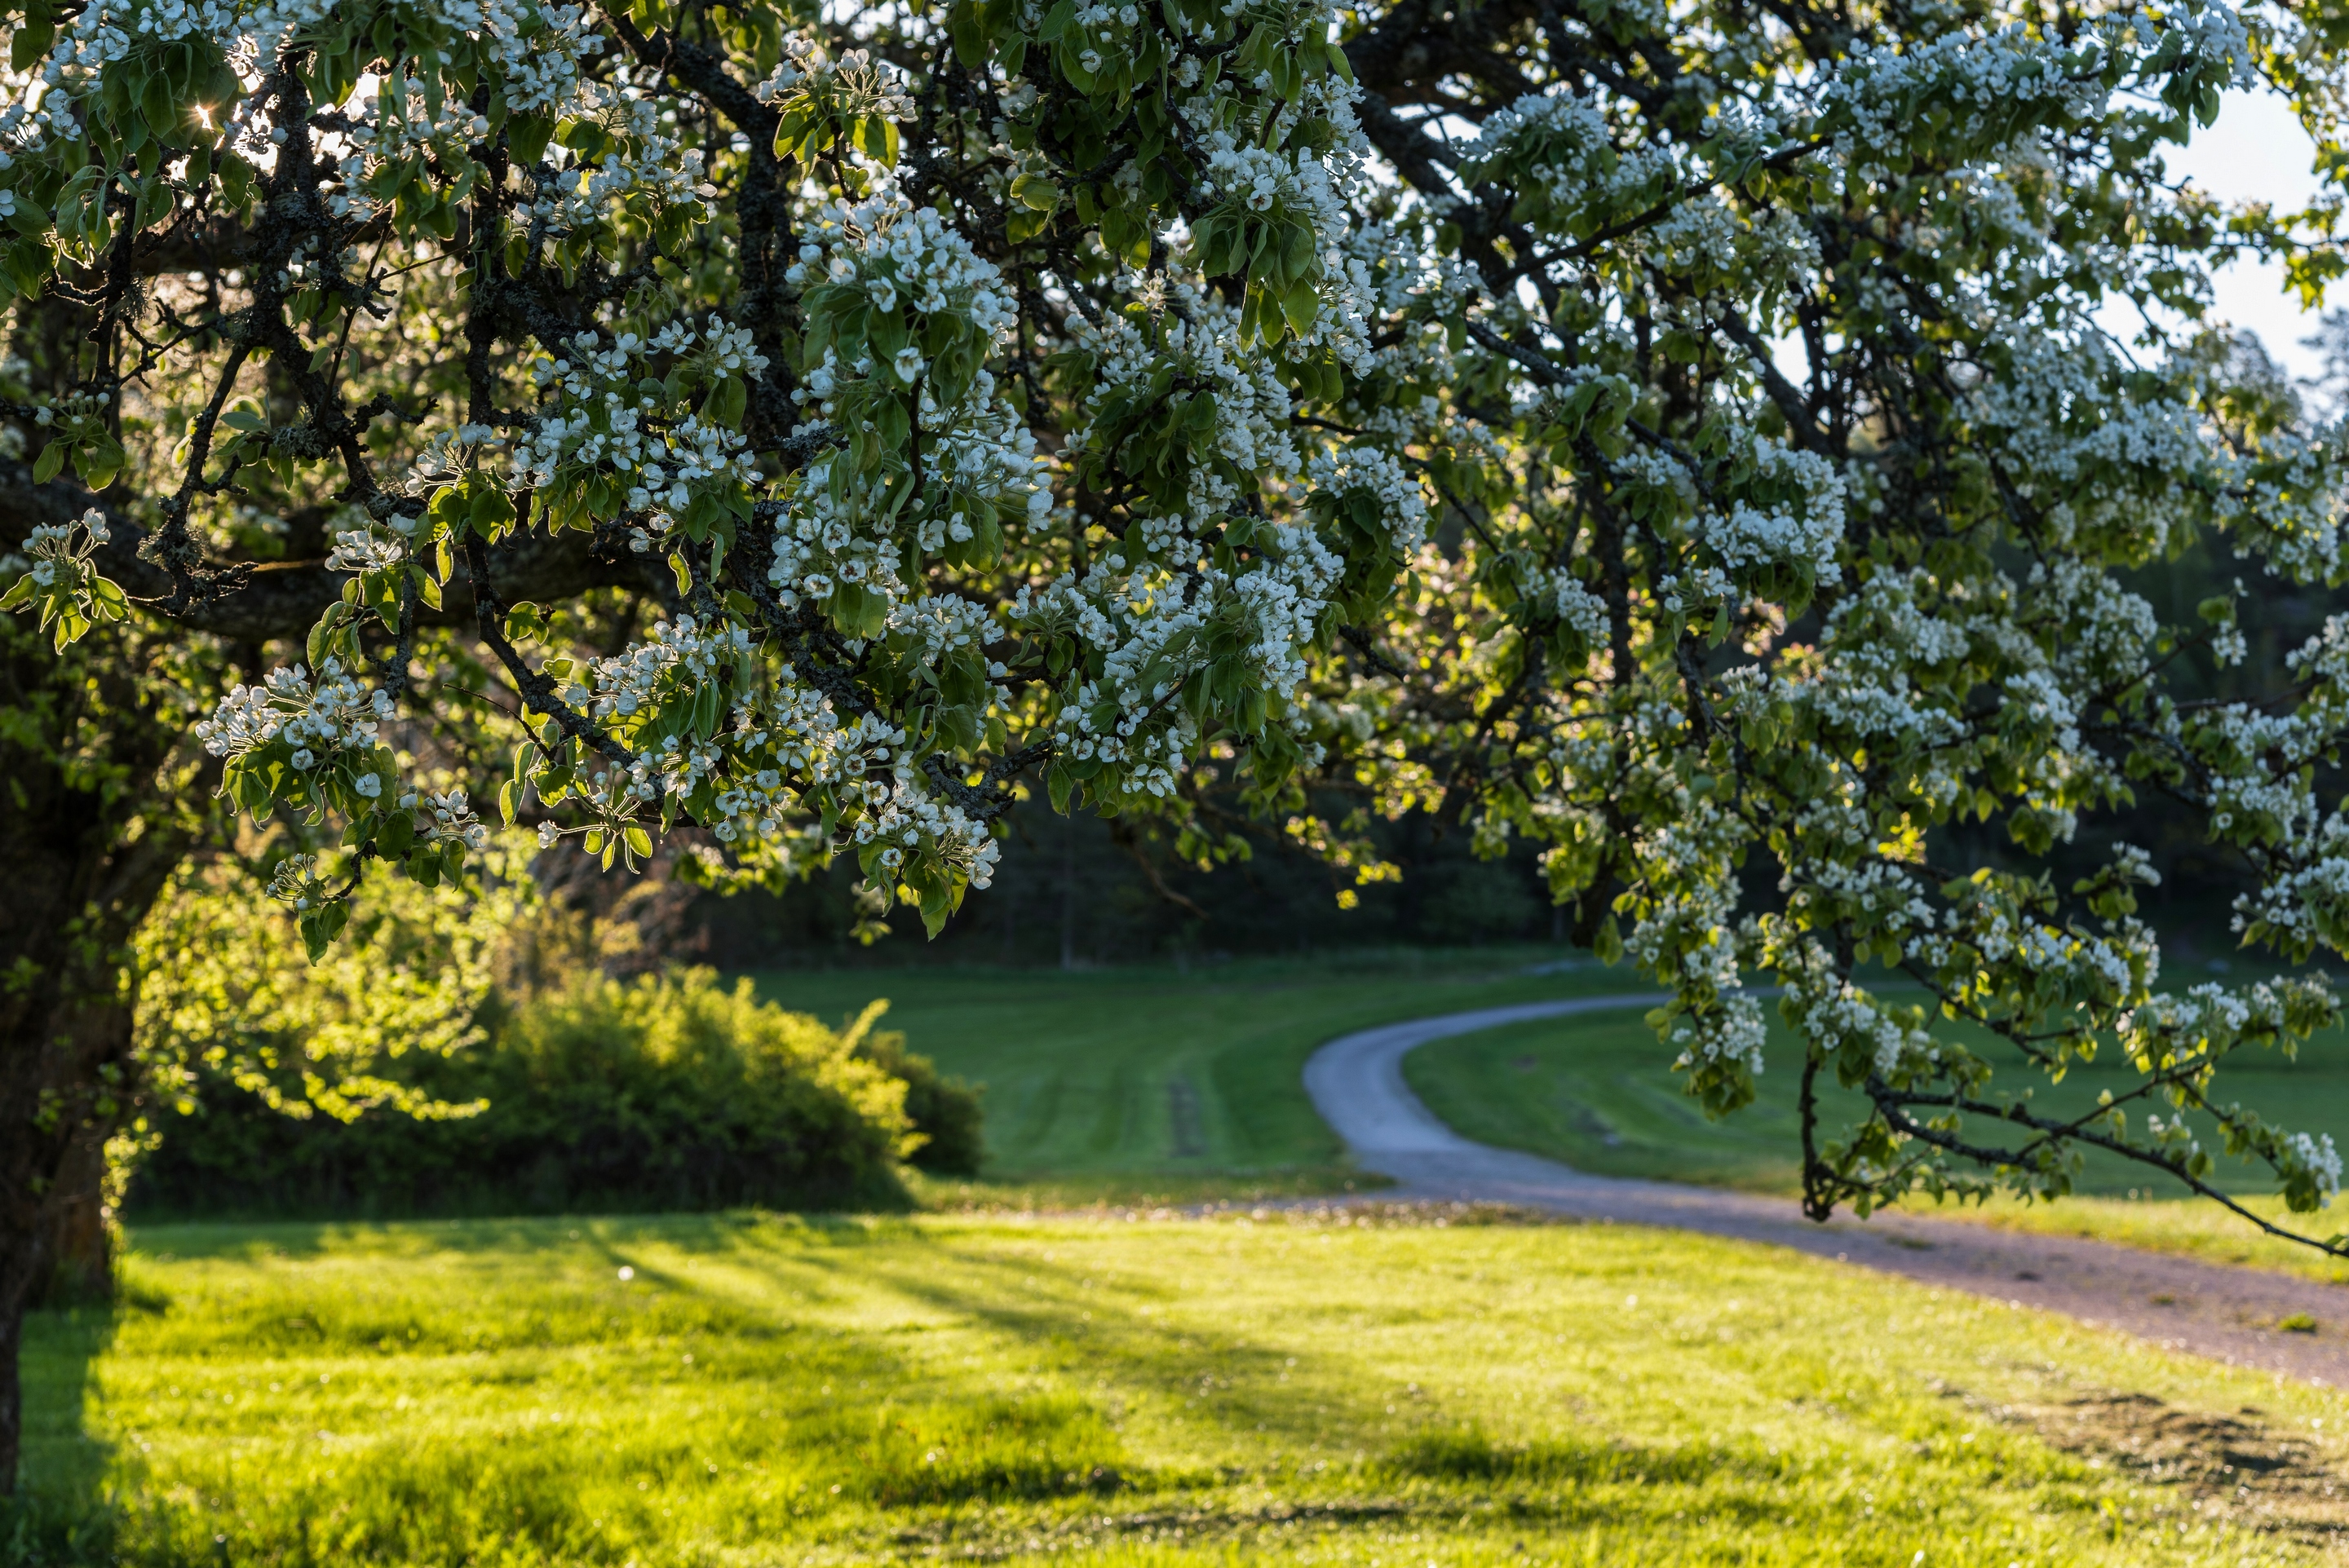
[{"x1": 1303, "y1": 996, "x2": 2349, "y2": 1386}]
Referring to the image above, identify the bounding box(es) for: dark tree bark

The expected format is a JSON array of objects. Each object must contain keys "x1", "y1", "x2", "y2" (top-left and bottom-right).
[
  {"x1": 0, "y1": 616, "x2": 206, "y2": 1496},
  {"x1": 0, "y1": 457, "x2": 662, "y2": 641},
  {"x1": 0, "y1": 1289, "x2": 18, "y2": 1509},
  {"x1": 33, "y1": 1133, "x2": 116, "y2": 1309}
]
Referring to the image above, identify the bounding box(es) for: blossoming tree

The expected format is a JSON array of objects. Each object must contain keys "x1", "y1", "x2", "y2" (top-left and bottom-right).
[{"x1": 5, "y1": 0, "x2": 2349, "y2": 1491}]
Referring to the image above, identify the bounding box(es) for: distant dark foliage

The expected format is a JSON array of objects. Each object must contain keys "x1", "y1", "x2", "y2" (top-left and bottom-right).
[{"x1": 705, "y1": 788, "x2": 1564, "y2": 971}]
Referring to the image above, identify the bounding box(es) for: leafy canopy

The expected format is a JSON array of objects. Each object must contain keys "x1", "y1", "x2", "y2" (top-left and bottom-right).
[{"x1": 11, "y1": 0, "x2": 2349, "y2": 1239}]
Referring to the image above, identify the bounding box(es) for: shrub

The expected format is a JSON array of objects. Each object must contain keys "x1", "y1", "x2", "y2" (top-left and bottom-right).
[
  {"x1": 128, "y1": 968, "x2": 963, "y2": 1220},
  {"x1": 850, "y1": 1012, "x2": 986, "y2": 1177}
]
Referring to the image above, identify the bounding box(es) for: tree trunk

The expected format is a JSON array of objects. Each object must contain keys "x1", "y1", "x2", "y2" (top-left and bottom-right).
[
  {"x1": 0, "y1": 1283, "x2": 19, "y2": 1510},
  {"x1": 33, "y1": 1133, "x2": 115, "y2": 1309},
  {"x1": 0, "y1": 929, "x2": 157, "y2": 1499},
  {"x1": 0, "y1": 621, "x2": 206, "y2": 1495}
]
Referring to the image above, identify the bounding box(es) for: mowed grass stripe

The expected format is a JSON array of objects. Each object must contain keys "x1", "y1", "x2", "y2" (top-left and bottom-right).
[{"x1": 749, "y1": 949, "x2": 1622, "y2": 1184}]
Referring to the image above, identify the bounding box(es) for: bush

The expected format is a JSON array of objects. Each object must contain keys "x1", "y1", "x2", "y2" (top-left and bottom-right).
[
  {"x1": 852, "y1": 1017, "x2": 986, "y2": 1176},
  {"x1": 128, "y1": 968, "x2": 972, "y2": 1220}
]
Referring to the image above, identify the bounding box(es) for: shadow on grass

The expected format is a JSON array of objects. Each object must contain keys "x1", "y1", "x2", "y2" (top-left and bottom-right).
[
  {"x1": 1383, "y1": 1424, "x2": 1794, "y2": 1487},
  {"x1": 829, "y1": 1226, "x2": 1401, "y2": 1459},
  {"x1": 3, "y1": 1289, "x2": 140, "y2": 1567},
  {"x1": 123, "y1": 1206, "x2": 849, "y2": 1263},
  {"x1": 58, "y1": 1217, "x2": 1144, "y2": 1565},
  {"x1": 777, "y1": 1226, "x2": 1844, "y2": 1553}
]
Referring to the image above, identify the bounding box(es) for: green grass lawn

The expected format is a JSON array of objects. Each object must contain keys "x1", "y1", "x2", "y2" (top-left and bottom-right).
[
  {"x1": 1405, "y1": 1005, "x2": 1798, "y2": 1191},
  {"x1": 747, "y1": 947, "x2": 1629, "y2": 1202},
  {"x1": 744, "y1": 948, "x2": 2349, "y2": 1278},
  {"x1": 15, "y1": 1211, "x2": 2349, "y2": 1566},
  {"x1": 1402, "y1": 1000, "x2": 2349, "y2": 1201},
  {"x1": 750, "y1": 954, "x2": 2349, "y2": 1208},
  {"x1": 1399, "y1": 996, "x2": 2349, "y2": 1281}
]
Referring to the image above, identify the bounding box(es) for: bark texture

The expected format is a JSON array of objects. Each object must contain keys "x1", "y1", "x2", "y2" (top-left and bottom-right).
[
  {"x1": 0, "y1": 454, "x2": 666, "y2": 642},
  {"x1": 0, "y1": 622, "x2": 198, "y2": 1495}
]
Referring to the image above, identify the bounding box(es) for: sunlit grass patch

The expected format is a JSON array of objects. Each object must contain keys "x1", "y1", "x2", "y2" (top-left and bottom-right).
[
  {"x1": 11, "y1": 1209, "x2": 2347, "y2": 1565},
  {"x1": 1896, "y1": 1189, "x2": 2349, "y2": 1287}
]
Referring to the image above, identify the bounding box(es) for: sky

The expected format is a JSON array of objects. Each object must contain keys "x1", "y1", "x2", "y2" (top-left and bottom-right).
[
  {"x1": 1762, "y1": 88, "x2": 2329, "y2": 390},
  {"x1": 2166, "y1": 88, "x2": 2329, "y2": 379}
]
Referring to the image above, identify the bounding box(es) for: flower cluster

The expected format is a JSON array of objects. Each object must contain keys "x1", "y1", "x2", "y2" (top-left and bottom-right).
[
  {"x1": 1460, "y1": 89, "x2": 1679, "y2": 236},
  {"x1": 405, "y1": 787, "x2": 490, "y2": 851},
  {"x1": 511, "y1": 328, "x2": 762, "y2": 523},
  {"x1": 325, "y1": 525, "x2": 407, "y2": 573},
  {"x1": 2, "y1": 508, "x2": 122, "y2": 643},
  {"x1": 1308, "y1": 447, "x2": 1429, "y2": 553},
  {"x1": 563, "y1": 616, "x2": 751, "y2": 727},
  {"x1": 522, "y1": 76, "x2": 717, "y2": 235},
  {"x1": 1696, "y1": 437, "x2": 1846, "y2": 594},
  {"x1": 770, "y1": 188, "x2": 1036, "y2": 632},
  {"x1": 843, "y1": 768, "x2": 1000, "y2": 886},
  {"x1": 266, "y1": 853, "x2": 336, "y2": 912},
  {"x1": 46, "y1": 0, "x2": 238, "y2": 74},
  {"x1": 197, "y1": 659, "x2": 393, "y2": 777},
  {"x1": 1666, "y1": 990, "x2": 1767, "y2": 1080},
  {"x1": 785, "y1": 189, "x2": 1018, "y2": 338},
  {"x1": 753, "y1": 34, "x2": 914, "y2": 124},
  {"x1": 1064, "y1": 298, "x2": 1306, "y2": 529}
]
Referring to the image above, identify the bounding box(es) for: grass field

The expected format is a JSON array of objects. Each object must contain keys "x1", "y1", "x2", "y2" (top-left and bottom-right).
[
  {"x1": 747, "y1": 947, "x2": 1626, "y2": 1202},
  {"x1": 1404, "y1": 1005, "x2": 1798, "y2": 1191},
  {"x1": 749, "y1": 954, "x2": 2349, "y2": 1203},
  {"x1": 748, "y1": 949, "x2": 2349, "y2": 1279},
  {"x1": 15, "y1": 1210, "x2": 2349, "y2": 1566},
  {"x1": 20, "y1": 952, "x2": 2349, "y2": 1561},
  {"x1": 1398, "y1": 995, "x2": 2349, "y2": 1281},
  {"x1": 1401, "y1": 999, "x2": 2349, "y2": 1200}
]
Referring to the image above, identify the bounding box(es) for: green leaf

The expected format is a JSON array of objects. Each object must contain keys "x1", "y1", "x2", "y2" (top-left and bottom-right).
[
  {"x1": 299, "y1": 902, "x2": 350, "y2": 964},
  {"x1": 1010, "y1": 172, "x2": 1061, "y2": 213},
  {"x1": 856, "y1": 115, "x2": 900, "y2": 166},
  {"x1": 705, "y1": 375, "x2": 748, "y2": 429},
  {"x1": 949, "y1": 2, "x2": 985, "y2": 65},
  {"x1": 31, "y1": 439, "x2": 64, "y2": 484},
  {"x1": 378, "y1": 811, "x2": 416, "y2": 858},
  {"x1": 508, "y1": 113, "x2": 555, "y2": 166},
  {"x1": 1279, "y1": 279, "x2": 1319, "y2": 336},
  {"x1": 467, "y1": 480, "x2": 516, "y2": 537},
  {"x1": 11, "y1": 17, "x2": 52, "y2": 73},
  {"x1": 503, "y1": 601, "x2": 546, "y2": 643},
  {"x1": 74, "y1": 437, "x2": 122, "y2": 492}
]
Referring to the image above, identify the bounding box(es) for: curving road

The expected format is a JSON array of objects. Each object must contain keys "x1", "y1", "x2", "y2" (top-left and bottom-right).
[{"x1": 1303, "y1": 996, "x2": 2349, "y2": 1385}]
